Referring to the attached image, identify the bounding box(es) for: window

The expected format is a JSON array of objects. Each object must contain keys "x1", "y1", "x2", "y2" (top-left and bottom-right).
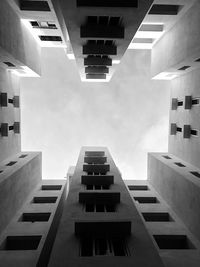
[
  {"x1": 178, "y1": 66, "x2": 190, "y2": 71},
  {"x1": 19, "y1": 154, "x2": 28, "y2": 158},
  {"x1": 39, "y1": 35, "x2": 62, "y2": 42},
  {"x1": 195, "y1": 57, "x2": 200, "y2": 62},
  {"x1": 153, "y1": 235, "x2": 195, "y2": 249},
  {"x1": 86, "y1": 185, "x2": 110, "y2": 190},
  {"x1": 4, "y1": 62, "x2": 16, "y2": 67},
  {"x1": 0, "y1": 170, "x2": 3, "y2": 173},
  {"x1": 85, "y1": 151, "x2": 105, "y2": 157},
  {"x1": 80, "y1": 236, "x2": 129, "y2": 256},
  {"x1": 142, "y1": 212, "x2": 172, "y2": 222},
  {"x1": 86, "y1": 172, "x2": 107, "y2": 175},
  {"x1": 0, "y1": 236, "x2": 42, "y2": 250},
  {"x1": 41, "y1": 185, "x2": 62, "y2": 190},
  {"x1": 176, "y1": 127, "x2": 182, "y2": 132},
  {"x1": 191, "y1": 129, "x2": 198, "y2": 136},
  {"x1": 128, "y1": 185, "x2": 148, "y2": 191},
  {"x1": 162, "y1": 155, "x2": 171, "y2": 159},
  {"x1": 32, "y1": 196, "x2": 57, "y2": 203},
  {"x1": 19, "y1": 212, "x2": 51, "y2": 222},
  {"x1": 149, "y1": 4, "x2": 181, "y2": 15},
  {"x1": 30, "y1": 21, "x2": 57, "y2": 29},
  {"x1": 190, "y1": 171, "x2": 200, "y2": 178},
  {"x1": 192, "y1": 98, "x2": 200, "y2": 105},
  {"x1": 177, "y1": 101, "x2": 183, "y2": 106},
  {"x1": 134, "y1": 197, "x2": 158, "y2": 203},
  {"x1": 77, "y1": 0, "x2": 138, "y2": 7},
  {"x1": 85, "y1": 203, "x2": 116, "y2": 212},
  {"x1": 20, "y1": 1, "x2": 50, "y2": 11},
  {"x1": 174, "y1": 162, "x2": 185, "y2": 167},
  {"x1": 6, "y1": 161, "x2": 17, "y2": 166}
]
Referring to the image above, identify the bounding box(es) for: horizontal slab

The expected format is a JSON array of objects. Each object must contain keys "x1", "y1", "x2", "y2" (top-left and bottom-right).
[
  {"x1": 86, "y1": 74, "x2": 106, "y2": 79},
  {"x1": 84, "y1": 57, "x2": 112, "y2": 66},
  {"x1": 81, "y1": 25, "x2": 124, "y2": 38},
  {"x1": 83, "y1": 44, "x2": 117, "y2": 55},
  {"x1": 77, "y1": 0, "x2": 138, "y2": 7},
  {"x1": 81, "y1": 175, "x2": 114, "y2": 185},
  {"x1": 79, "y1": 192, "x2": 120, "y2": 204}
]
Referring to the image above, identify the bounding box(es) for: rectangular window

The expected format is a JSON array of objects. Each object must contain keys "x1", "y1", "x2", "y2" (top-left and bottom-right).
[
  {"x1": 162, "y1": 155, "x2": 171, "y2": 159},
  {"x1": 19, "y1": 154, "x2": 28, "y2": 158},
  {"x1": 80, "y1": 236, "x2": 129, "y2": 256},
  {"x1": 192, "y1": 99, "x2": 200, "y2": 105},
  {"x1": 20, "y1": 1, "x2": 51, "y2": 11},
  {"x1": 134, "y1": 197, "x2": 158, "y2": 203},
  {"x1": 85, "y1": 203, "x2": 116, "y2": 212},
  {"x1": 19, "y1": 212, "x2": 51, "y2": 222},
  {"x1": 195, "y1": 57, "x2": 200, "y2": 62},
  {"x1": 177, "y1": 101, "x2": 183, "y2": 106},
  {"x1": 32, "y1": 196, "x2": 57, "y2": 203},
  {"x1": 41, "y1": 185, "x2": 62, "y2": 190},
  {"x1": 190, "y1": 171, "x2": 200, "y2": 178},
  {"x1": 30, "y1": 21, "x2": 57, "y2": 29},
  {"x1": 174, "y1": 162, "x2": 185, "y2": 167},
  {"x1": 177, "y1": 127, "x2": 182, "y2": 132},
  {"x1": 142, "y1": 212, "x2": 172, "y2": 222},
  {"x1": 149, "y1": 4, "x2": 181, "y2": 15},
  {"x1": 191, "y1": 129, "x2": 198, "y2": 136},
  {"x1": 4, "y1": 62, "x2": 16, "y2": 67},
  {"x1": 153, "y1": 235, "x2": 195, "y2": 249},
  {"x1": 77, "y1": 0, "x2": 138, "y2": 7},
  {"x1": 39, "y1": 35, "x2": 62, "y2": 42},
  {"x1": 128, "y1": 185, "x2": 148, "y2": 191},
  {"x1": 85, "y1": 151, "x2": 105, "y2": 157},
  {"x1": 178, "y1": 66, "x2": 190, "y2": 71},
  {"x1": 0, "y1": 236, "x2": 42, "y2": 250},
  {"x1": 6, "y1": 161, "x2": 17, "y2": 166},
  {"x1": 86, "y1": 185, "x2": 110, "y2": 190}
]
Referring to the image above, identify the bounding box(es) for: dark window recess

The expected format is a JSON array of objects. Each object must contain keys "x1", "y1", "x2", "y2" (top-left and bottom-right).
[
  {"x1": 0, "y1": 170, "x2": 3, "y2": 173},
  {"x1": 19, "y1": 154, "x2": 28, "y2": 158},
  {"x1": 149, "y1": 4, "x2": 181, "y2": 15},
  {"x1": 191, "y1": 130, "x2": 198, "y2": 136},
  {"x1": 87, "y1": 172, "x2": 107, "y2": 175},
  {"x1": 178, "y1": 66, "x2": 190, "y2": 71},
  {"x1": 0, "y1": 236, "x2": 42, "y2": 250},
  {"x1": 162, "y1": 155, "x2": 171, "y2": 159},
  {"x1": 30, "y1": 21, "x2": 39, "y2": 27},
  {"x1": 195, "y1": 57, "x2": 200, "y2": 62},
  {"x1": 41, "y1": 185, "x2": 62, "y2": 190},
  {"x1": 20, "y1": 1, "x2": 51, "y2": 11},
  {"x1": 86, "y1": 185, "x2": 110, "y2": 190},
  {"x1": 87, "y1": 16, "x2": 121, "y2": 27},
  {"x1": 153, "y1": 235, "x2": 195, "y2": 249},
  {"x1": 174, "y1": 162, "x2": 185, "y2": 167},
  {"x1": 177, "y1": 101, "x2": 183, "y2": 106},
  {"x1": 6, "y1": 161, "x2": 17, "y2": 166},
  {"x1": 30, "y1": 21, "x2": 57, "y2": 29},
  {"x1": 142, "y1": 212, "x2": 172, "y2": 222},
  {"x1": 80, "y1": 236, "x2": 129, "y2": 256},
  {"x1": 77, "y1": 0, "x2": 138, "y2": 7},
  {"x1": 128, "y1": 185, "x2": 148, "y2": 191},
  {"x1": 9, "y1": 126, "x2": 14, "y2": 131},
  {"x1": 32, "y1": 196, "x2": 57, "y2": 203},
  {"x1": 85, "y1": 151, "x2": 105, "y2": 157},
  {"x1": 134, "y1": 197, "x2": 158, "y2": 203},
  {"x1": 190, "y1": 171, "x2": 200, "y2": 178},
  {"x1": 192, "y1": 99, "x2": 200, "y2": 105},
  {"x1": 85, "y1": 203, "x2": 116, "y2": 212},
  {"x1": 19, "y1": 212, "x2": 51, "y2": 222},
  {"x1": 4, "y1": 62, "x2": 16, "y2": 67},
  {"x1": 39, "y1": 35, "x2": 62, "y2": 42},
  {"x1": 177, "y1": 127, "x2": 182, "y2": 132}
]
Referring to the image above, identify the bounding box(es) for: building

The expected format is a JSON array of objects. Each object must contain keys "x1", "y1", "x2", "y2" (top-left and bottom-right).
[{"x1": 0, "y1": 0, "x2": 200, "y2": 266}]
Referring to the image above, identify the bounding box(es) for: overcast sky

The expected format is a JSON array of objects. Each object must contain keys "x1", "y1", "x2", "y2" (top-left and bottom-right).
[{"x1": 20, "y1": 47, "x2": 170, "y2": 180}]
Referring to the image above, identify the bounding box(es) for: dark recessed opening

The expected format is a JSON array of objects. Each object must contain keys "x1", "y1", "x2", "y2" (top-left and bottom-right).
[
  {"x1": 142, "y1": 212, "x2": 172, "y2": 222},
  {"x1": 162, "y1": 155, "x2": 171, "y2": 159},
  {"x1": 109, "y1": 17, "x2": 121, "y2": 26},
  {"x1": 86, "y1": 185, "x2": 110, "y2": 190},
  {"x1": 195, "y1": 57, "x2": 200, "y2": 62},
  {"x1": 41, "y1": 185, "x2": 62, "y2": 190},
  {"x1": 9, "y1": 126, "x2": 14, "y2": 131},
  {"x1": 177, "y1": 127, "x2": 182, "y2": 132},
  {"x1": 102, "y1": 185, "x2": 109, "y2": 190},
  {"x1": 6, "y1": 161, "x2": 17, "y2": 166},
  {"x1": 94, "y1": 185, "x2": 101, "y2": 190},
  {"x1": 77, "y1": 0, "x2": 138, "y2": 7},
  {"x1": 20, "y1": 1, "x2": 51, "y2": 11},
  {"x1": 128, "y1": 185, "x2": 148, "y2": 191},
  {"x1": 174, "y1": 162, "x2": 186, "y2": 167},
  {"x1": 178, "y1": 101, "x2": 183, "y2": 106},
  {"x1": 191, "y1": 130, "x2": 198, "y2": 136},
  {"x1": 85, "y1": 203, "x2": 116, "y2": 212},
  {"x1": 86, "y1": 185, "x2": 93, "y2": 190},
  {"x1": 0, "y1": 170, "x2": 3, "y2": 173},
  {"x1": 149, "y1": 4, "x2": 181, "y2": 15},
  {"x1": 0, "y1": 235, "x2": 42, "y2": 250},
  {"x1": 134, "y1": 197, "x2": 158, "y2": 203},
  {"x1": 19, "y1": 212, "x2": 51, "y2": 222},
  {"x1": 39, "y1": 35, "x2": 62, "y2": 41},
  {"x1": 19, "y1": 154, "x2": 28, "y2": 158},
  {"x1": 99, "y1": 16, "x2": 109, "y2": 25},
  {"x1": 96, "y1": 204, "x2": 105, "y2": 212},
  {"x1": 30, "y1": 21, "x2": 39, "y2": 27},
  {"x1": 32, "y1": 196, "x2": 57, "y2": 203},
  {"x1": 153, "y1": 235, "x2": 195, "y2": 249},
  {"x1": 192, "y1": 99, "x2": 199, "y2": 105},
  {"x1": 80, "y1": 236, "x2": 128, "y2": 256},
  {"x1": 4, "y1": 62, "x2": 16, "y2": 67},
  {"x1": 85, "y1": 151, "x2": 105, "y2": 157},
  {"x1": 190, "y1": 171, "x2": 200, "y2": 178},
  {"x1": 178, "y1": 66, "x2": 190, "y2": 71}
]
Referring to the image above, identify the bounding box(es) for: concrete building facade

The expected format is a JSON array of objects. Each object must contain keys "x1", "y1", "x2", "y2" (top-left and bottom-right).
[{"x1": 0, "y1": 0, "x2": 200, "y2": 266}]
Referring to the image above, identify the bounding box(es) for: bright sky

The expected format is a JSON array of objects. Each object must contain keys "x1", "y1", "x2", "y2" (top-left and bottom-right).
[{"x1": 20, "y1": 47, "x2": 170, "y2": 180}]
